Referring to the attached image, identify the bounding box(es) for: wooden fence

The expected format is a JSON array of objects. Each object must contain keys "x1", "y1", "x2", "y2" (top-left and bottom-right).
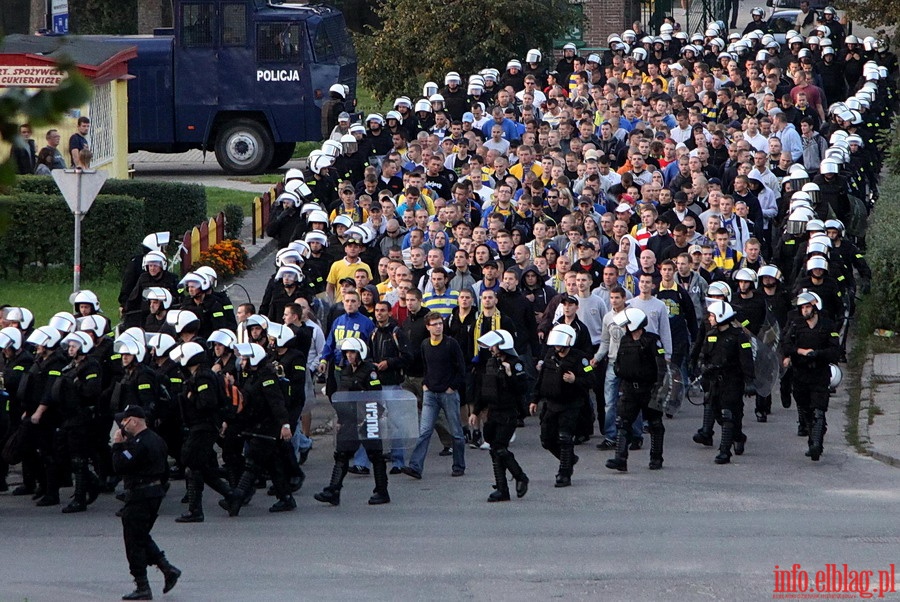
[
  {"x1": 251, "y1": 183, "x2": 284, "y2": 244},
  {"x1": 179, "y1": 211, "x2": 227, "y2": 275}
]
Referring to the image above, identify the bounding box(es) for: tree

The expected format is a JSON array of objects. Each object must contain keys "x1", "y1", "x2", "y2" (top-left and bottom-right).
[
  {"x1": 838, "y1": 0, "x2": 900, "y2": 30},
  {"x1": 356, "y1": 0, "x2": 583, "y2": 102}
]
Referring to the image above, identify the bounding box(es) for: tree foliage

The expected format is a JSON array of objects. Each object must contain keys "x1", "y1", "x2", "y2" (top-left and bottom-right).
[
  {"x1": 837, "y1": 0, "x2": 900, "y2": 31},
  {"x1": 70, "y1": 0, "x2": 138, "y2": 35},
  {"x1": 356, "y1": 0, "x2": 583, "y2": 102}
]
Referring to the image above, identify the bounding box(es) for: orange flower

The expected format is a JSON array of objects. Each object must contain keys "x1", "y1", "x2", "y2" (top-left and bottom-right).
[{"x1": 196, "y1": 239, "x2": 248, "y2": 278}]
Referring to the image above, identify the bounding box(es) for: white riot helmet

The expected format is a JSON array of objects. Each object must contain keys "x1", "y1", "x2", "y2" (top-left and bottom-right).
[
  {"x1": 796, "y1": 290, "x2": 823, "y2": 310},
  {"x1": 829, "y1": 364, "x2": 843, "y2": 389},
  {"x1": 329, "y1": 83, "x2": 345, "y2": 98},
  {"x1": 287, "y1": 240, "x2": 311, "y2": 259},
  {"x1": 3, "y1": 307, "x2": 34, "y2": 330},
  {"x1": 0, "y1": 327, "x2": 23, "y2": 351},
  {"x1": 707, "y1": 300, "x2": 736, "y2": 324},
  {"x1": 806, "y1": 219, "x2": 826, "y2": 233},
  {"x1": 284, "y1": 167, "x2": 304, "y2": 184},
  {"x1": 819, "y1": 159, "x2": 840, "y2": 175},
  {"x1": 477, "y1": 329, "x2": 516, "y2": 354},
  {"x1": 807, "y1": 241, "x2": 831, "y2": 256},
  {"x1": 143, "y1": 287, "x2": 174, "y2": 310},
  {"x1": 142, "y1": 232, "x2": 170, "y2": 252},
  {"x1": 415, "y1": 99, "x2": 432, "y2": 113},
  {"x1": 307, "y1": 209, "x2": 329, "y2": 227},
  {"x1": 27, "y1": 326, "x2": 62, "y2": 350},
  {"x1": 275, "y1": 264, "x2": 304, "y2": 284},
  {"x1": 386, "y1": 110, "x2": 403, "y2": 123},
  {"x1": 422, "y1": 82, "x2": 439, "y2": 98},
  {"x1": 146, "y1": 332, "x2": 178, "y2": 357},
  {"x1": 275, "y1": 249, "x2": 303, "y2": 267},
  {"x1": 707, "y1": 281, "x2": 733, "y2": 302},
  {"x1": 245, "y1": 314, "x2": 269, "y2": 332},
  {"x1": 613, "y1": 307, "x2": 649, "y2": 333},
  {"x1": 285, "y1": 180, "x2": 312, "y2": 201},
  {"x1": 168, "y1": 309, "x2": 200, "y2": 334},
  {"x1": 142, "y1": 251, "x2": 168, "y2": 271},
  {"x1": 276, "y1": 191, "x2": 301, "y2": 208},
  {"x1": 194, "y1": 266, "x2": 219, "y2": 288},
  {"x1": 77, "y1": 315, "x2": 109, "y2": 338},
  {"x1": 506, "y1": 59, "x2": 522, "y2": 71},
  {"x1": 734, "y1": 268, "x2": 758, "y2": 286},
  {"x1": 62, "y1": 331, "x2": 94, "y2": 355},
  {"x1": 267, "y1": 323, "x2": 295, "y2": 348},
  {"x1": 444, "y1": 71, "x2": 461, "y2": 86},
  {"x1": 332, "y1": 214, "x2": 354, "y2": 231},
  {"x1": 180, "y1": 272, "x2": 212, "y2": 293},
  {"x1": 208, "y1": 329, "x2": 238, "y2": 350},
  {"x1": 233, "y1": 342, "x2": 265, "y2": 367},
  {"x1": 118, "y1": 326, "x2": 146, "y2": 347},
  {"x1": 113, "y1": 336, "x2": 146, "y2": 363},
  {"x1": 526, "y1": 49, "x2": 542, "y2": 63},
  {"x1": 758, "y1": 265, "x2": 783, "y2": 282},
  {"x1": 49, "y1": 312, "x2": 77, "y2": 334},
  {"x1": 546, "y1": 324, "x2": 577, "y2": 347},
  {"x1": 304, "y1": 231, "x2": 329, "y2": 248},
  {"x1": 170, "y1": 341, "x2": 208, "y2": 367},
  {"x1": 71, "y1": 290, "x2": 101, "y2": 312},
  {"x1": 321, "y1": 139, "x2": 343, "y2": 159},
  {"x1": 806, "y1": 256, "x2": 828, "y2": 273},
  {"x1": 339, "y1": 337, "x2": 368, "y2": 360},
  {"x1": 824, "y1": 219, "x2": 844, "y2": 235}
]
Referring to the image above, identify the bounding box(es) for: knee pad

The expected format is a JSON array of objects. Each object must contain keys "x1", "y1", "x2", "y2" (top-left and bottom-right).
[
  {"x1": 649, "y1": 418, "x2": 665, "y2": 435},
  {"x1": 332, "y1": 451, "x2": 353, "y2": 463},
  {"x1": 539, "y1": 436, "x2": 554, "y2": 451},
  {"x1": 493, "y1": 447, "x2": 510, "y2": 461},
  {"x1": 614, "y1": 416, "x2": 629, "y2": 430},
  {"x1": 558, "y1": 433, "x2": 573, "y2": 446},
  {"x1": 813, "y1": 408, "x2": 827, "y2": 421},
  {"x1": 721, "y1": 409, "x2": 734, "y2": 423}
]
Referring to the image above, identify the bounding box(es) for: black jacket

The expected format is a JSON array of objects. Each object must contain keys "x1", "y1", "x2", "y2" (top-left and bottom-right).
[{"x1": 369, "y1": 319, "x2": 412, "y2": 386}]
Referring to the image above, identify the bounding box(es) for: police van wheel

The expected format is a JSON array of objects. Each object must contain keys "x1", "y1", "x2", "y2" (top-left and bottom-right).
[
  {"x1": 269, "y1": 143, "x2": 296, "y2": 170},
  {"x1": 215, "y1": 119, "x2": 274, "y2": 175}
]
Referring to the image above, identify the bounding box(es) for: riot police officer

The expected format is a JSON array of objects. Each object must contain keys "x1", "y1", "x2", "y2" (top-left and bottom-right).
[
  {"x1": 780, "y1": 292, "x2": 841, "y2": 461},
  {"x1": 605, "y1": 308, "x2": 668, "y2": 472},
  {"x1": 471, "y1": 330, "x2": 529, "y2": 502},
  {"x1": 698, "y1": 301, "x2": 755, "y2": 465},
  {"x1": 168, "y1": 341, "x2": 232, "y2": 523},
  {"x1": 221, "y1": 343, "x2": 295, "y2": 516},
  {"x1": 314, "y1": 338, "x2": 390, "y2": 506},
  {"x1": 530, "y1": 324, "x2": 594, "y2": 488},
  {"x1": 112, "y1": 404, "x2": 181, "y2": 600},
  {"x1": 0, "y1": 327, "x2": 34, "y2": 493}
]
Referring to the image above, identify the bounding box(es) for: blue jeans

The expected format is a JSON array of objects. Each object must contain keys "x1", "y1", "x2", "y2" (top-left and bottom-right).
[{"x1": 407, "y1": 390, "x2": 466, "y2": 474}]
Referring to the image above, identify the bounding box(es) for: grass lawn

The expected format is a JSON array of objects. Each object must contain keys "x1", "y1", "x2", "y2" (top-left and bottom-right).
[
  {"x1": 3, "y1": 276, "x2": 122, "y2": 326},
  {"x1": 206, "y1": 186, "x2": 259, "y2": 217},
  {"x1": 227, "y1": 174, "x2": 284, "y2": 185}
]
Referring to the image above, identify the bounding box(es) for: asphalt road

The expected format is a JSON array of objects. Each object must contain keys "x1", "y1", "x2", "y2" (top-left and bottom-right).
[{"x1": 2, "y1": 383, "x2": 898, "y2": 602}]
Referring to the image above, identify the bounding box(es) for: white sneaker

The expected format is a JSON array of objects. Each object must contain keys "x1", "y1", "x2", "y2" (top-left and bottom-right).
[
  {"x1": 509, "y1": 432, "x2": 516, "y2": 444},
  {"x1": 479, "y1": 441, "x2": 491, "y2": 450}
]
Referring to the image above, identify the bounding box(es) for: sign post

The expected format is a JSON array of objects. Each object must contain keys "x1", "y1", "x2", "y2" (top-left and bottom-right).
[
  {"x1": 52, "y1": 169, "x2": 108, "y2": 293},
  {"x1": 51, "y1": 0, "x2": 69, "y2": 34}
]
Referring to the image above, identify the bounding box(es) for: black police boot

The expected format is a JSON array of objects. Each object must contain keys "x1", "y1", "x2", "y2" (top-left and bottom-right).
[
  {"x1": 176, "y1": 471, "x2": 204, "y2": 523},
  {"x1": 368, "y1": 459, "x2": 390, "y2": 505},
  {"x1": 269, "y1": 495, "x2": 297, "y2": 512},
  {"x1": 487, "y1": 451, "x2": 510, "y2": 502},
  {"x1": 605, "y1": 425, "x2": 629, "y2": 472},
  {"x1": 499, "y1": 449, "x2": 529, "y2": 498},
  {"x1": 648, "y1": 421, "x2": 665, "y2": 470},
  {"x1": 797, "y1": 409, "x2": 809, "y2": 437},
  {"x1": 692, "y1": 404, "x2": 715, "y2": 446},
  {"x1": 122, "y1": 576, "x2": 152, "y2": 600},
  {"x1": 62, "y1": 458, "x2": 88, "y2": 514},
  {"x1": 555, "y1": 439, "x2": 575, "y2": 487},
  {"x1": 808, "y1": 409, "x2": 827, "y2": 461},
  {"x1": 314, "y1": 460, "x2": 348, "y2": 506},
  {"x1": 715, "y1": 415, "x2": 734, "y2": 464},
  {"x1": 154, "y1": 553, "x2": 181, "y2": 594},
  {"x1": 221, "y1": 469, "x2": 257, "y2": 517}
]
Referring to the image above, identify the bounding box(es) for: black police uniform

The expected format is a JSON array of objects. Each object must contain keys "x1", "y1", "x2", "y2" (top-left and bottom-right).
[
  {"x1": 473, "y1": 352, "x2": 529, "y2": 501},
  {"x1": 177, "y1": 366, "x2": 231, "y2": 522},
  {"x1": 780, "y1": 312, "x2": 840, "y2": 461},
  {"x1": 124, "y1": 270, "x2": 180, "y2": 328},
  {"x1": 21, "y1": 349, "x2": 67, "y2": 505},
  {"x1": 698, "y1": 321, "x2": 755, "y2": 464},
  {"x1": 223, "y1": 363, "x2": 295, "y2": 515},
  {"x1": 180, "y1": 294, "x2": 229, "y2": 339},
  {"x1": 607, "y1": 329, "x2": 667, "y2": 471},
  {"x1": 534, "y1": 346, "x2": 593, "y2": 486},
  {"x1": 0, "y1": 347, "x2": 33, "y2": 492},
  {"x1": 112, "y1": 422, "x2": 180, "y2": 599},
  {"x1": 55, "y1": 355, "x2": 102, "y2": 512},
  {"x1": 315, "y1": 358, "x2": 388, "y2": 505}
]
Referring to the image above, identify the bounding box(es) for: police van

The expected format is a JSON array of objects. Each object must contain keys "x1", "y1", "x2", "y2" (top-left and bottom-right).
[{"x1": 110, "y1": 0, "x2": 356, "y2": 174}]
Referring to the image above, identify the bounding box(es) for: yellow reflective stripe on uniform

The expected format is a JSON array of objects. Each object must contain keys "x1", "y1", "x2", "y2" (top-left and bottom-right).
[
  {"x1": 855, "y1": 254, "x2": 864, "y2": 259},
  {"x1": 110, "y1": 354, "x2": 121, "y2": 360},
  {"x1": 370, "y1": 380, "x2": 381, "y2": 386},
  {"x1": 197, "y1": 384, "x2": 209, "y2": 392},
  {"x1": 741, "y1": 319, "x2": 749, "y2": 327},
  {"x1": 222, "y1": 305, "x2": 234, "y2": 310},
  {"x1": 837, "y1": 276, "x2": 845, "y2": 281},
  {"x1": 316, "y1": 277, "x2": 323, "y2": 282},
  {"x1": 583, "y1": 365, "x2": 593, "y2": 372},
  {"x1": 170, "y1": 377, "x2": 182, "y2": 383},
  {"x1": 741, "y1": 342, "x2": 751, "y2": 349},
  {"x1": 295, "y1": 365, "x2": 305, "y2": 371},
  {"x1": 785, "y1": 240, "x2": 795, "y2": 245},
  {"x1": 263, "y1": 379, "x2": 275, "y2": 386},
  {"x1": 138, "y1": 383, "x2": 151, "y2": 390},
  {"x1": 831, "y1": 332, "x2": 839, "y2": 337},
  {"x1": 85, "y1": 373, "x2": 98, "y2": 380},
  {"x1": 657, "y1": 348, "x2": 665, "y2": 354},
  {"x1": 213, "y1": 312, "x2": 224, "y2": 317},
  {"x1": 48, "y1": 370, "x2": 61, "y2": 376},
  {"x1": 707, "y1": 336, "x2": 717, "y2": 342},
  {"x1": 13, "y1": 365, "x2": 24, "y2": 371}
]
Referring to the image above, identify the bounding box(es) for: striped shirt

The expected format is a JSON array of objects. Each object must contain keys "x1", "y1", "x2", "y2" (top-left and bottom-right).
[{"x1": 422, "y1": 289, "x2": 459, "y2": 317}]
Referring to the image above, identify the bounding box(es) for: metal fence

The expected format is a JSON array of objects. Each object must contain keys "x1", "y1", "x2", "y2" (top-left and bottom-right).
[{"x1": 88, "y1": 81, "x2": 114, "y2": 168}]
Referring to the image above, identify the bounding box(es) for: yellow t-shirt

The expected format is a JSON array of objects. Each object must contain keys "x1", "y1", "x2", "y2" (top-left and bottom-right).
[{"x1": 326, "y1": 258, "x2": 373, "y2": 302}]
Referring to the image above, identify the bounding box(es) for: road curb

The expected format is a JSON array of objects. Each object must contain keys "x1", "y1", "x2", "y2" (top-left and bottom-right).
[{"x1": 857, "y1": 353, "x2": 900, "y2": 468}]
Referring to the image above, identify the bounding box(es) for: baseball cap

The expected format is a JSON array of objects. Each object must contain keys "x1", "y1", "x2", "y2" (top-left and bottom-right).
[
  {"x1": 561, "y1": 294, "x2": 580, "y2": 305},
  {"x1": 338, "y1": 112, "x2": 351, "y2": 122},
  {"x1": 688, "y1": 244, "x2": 703, "y2": 255},
  {"x1": 576, "y1": 240, "x2": 595, "y2": 250},
  {"x1": 115, "y1": 404, "x2": 146, "y2": 424},
  {"x1": 339, "y1": 277, "x2": 356, "y2": 286},
  {"x1": 584, "y1": 149, "x2": 599, "y2": 161},
  {"x1": 462, "y1": 112, "x2": 475, "y2": 123},
  {"x1": 616, "y1": 202, "x2": 633, "y2": 213}
]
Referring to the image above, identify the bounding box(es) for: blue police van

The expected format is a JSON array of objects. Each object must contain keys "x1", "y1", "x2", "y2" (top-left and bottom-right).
[{"x1": 113, "y1": 0, "x2": 356, "y2": 174}]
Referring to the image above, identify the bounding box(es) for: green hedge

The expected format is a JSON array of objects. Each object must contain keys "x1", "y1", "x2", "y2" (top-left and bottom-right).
[
  {"x1": 0, "y1": 193, "x2": 143, "y2": 280},
  {"x1": 865, "y1": 173, "x2": 900, "y2": 329},
  {"x1": 15, "y1": 176, "x2": 206, "y2": 239}
]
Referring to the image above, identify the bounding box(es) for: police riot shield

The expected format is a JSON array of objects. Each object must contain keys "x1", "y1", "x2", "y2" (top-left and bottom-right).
[
  {"x1": 750, "y1": 336, "x2": 780, "y2": 398},
  {"x1": 653, "y1": 364, "x2": 684, "y2": 413},
  {"x1": 845, "y1": 194, "x2": 869, "y2": 239},
  {"x1": 331, "y1": 389, "x2": 419, "y2": 452}
]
